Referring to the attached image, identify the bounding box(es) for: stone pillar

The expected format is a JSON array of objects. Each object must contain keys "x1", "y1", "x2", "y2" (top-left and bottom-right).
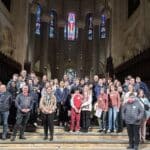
[
  {"x1": 79, "y1": 28, "x2": 84, "y2": 77},
  {"x1": 92, "y1": 25, "x2": 99, "y2": 75},
  {"x1": 40, "y1": 14, "x2": 50, "y2": 74},
  {"x1": 26, "y1": 3, "x2": 37, "y2": 71}
]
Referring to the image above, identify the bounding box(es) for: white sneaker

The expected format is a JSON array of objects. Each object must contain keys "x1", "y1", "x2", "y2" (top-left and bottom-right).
[
  {"x1": 33, "y1": 122, "x2": 38, "y2": 127},
  {"x1": 107, "y1": 129, "x2": 111, "y2": 133}
]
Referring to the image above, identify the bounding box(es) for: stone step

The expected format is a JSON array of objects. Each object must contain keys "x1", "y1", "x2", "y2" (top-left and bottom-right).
[
  {"x1": 0, "y1": 142, "x2": 150, "y2": 150},
  {"x1": 35, "y1": 126, "x2": 127, "y2": 133},
  {"x1": 19, "y1": 133, "x2": 129, "y2": 140},
  {"x1": 0, "y1": 126, "x2": 149, "y2": 150}
]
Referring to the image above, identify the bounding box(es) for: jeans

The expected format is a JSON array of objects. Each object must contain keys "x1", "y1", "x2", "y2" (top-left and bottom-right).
[
  {"x1": 12, "y1": 112, "x2": 30, "y2": 137},
  {"x1": 108, "y1": 106, "x2": 118, "y2": 131},
  {"x1": 98, "y1": 111, "x2": 107, "y2": 130},
  {"x1": 0, "y1": 111, "x2": 9, "y2": 137}
]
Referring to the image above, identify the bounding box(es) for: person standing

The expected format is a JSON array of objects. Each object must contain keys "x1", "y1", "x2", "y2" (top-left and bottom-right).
[
  {"x1": 39, "y1": 86, "x2": 57, "y2": 141},
  {"x1": 108, "y1": 84, "x2": 120, "y2": 133},
  {"x1": 81, "y1": 84, "x2": 92, "y2": 132},
  {"x1": 70, "y1": 87, "x2": 83, "y2": 132},
  {"x1": 122, "y1": 93, "x2": 144, "y2": 150},
  {"x1": 55, "y1": 81, "x2": 66, "y2": 126},
  {"x1": 138, "y1": 89, "x2": 150, "y2": 143},
  {"x1": 11, "y1": 85, "x2": 33, "y2": 141},
  {"x1": 0, "y1": 85, "x2": 12, "y2": 140},
  {"x1": 96, "y1": 88, "x2": 108, "y2": 133}
]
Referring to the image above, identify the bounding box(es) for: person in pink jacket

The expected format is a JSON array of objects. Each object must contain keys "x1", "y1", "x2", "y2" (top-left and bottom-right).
[
  {"x1": 97, "y1": 88, "x2": 108, "y2": 132},
  {"x1": 107, "y1": 84, "x2": 120, "y2": 133}
]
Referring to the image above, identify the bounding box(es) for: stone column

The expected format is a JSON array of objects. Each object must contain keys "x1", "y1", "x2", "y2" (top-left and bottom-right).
[
  {"x1": 26, "y1": 3, "x2": 37, "y2": 71},
  {"x1": 40, "y1": 14, "x2": 50, "y2": 74},
  {"x1": 92, "y1": 25, "x2": 99, "y2": 75}
]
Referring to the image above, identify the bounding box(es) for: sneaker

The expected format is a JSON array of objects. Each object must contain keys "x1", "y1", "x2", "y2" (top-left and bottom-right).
[
  {"x1": 19, "y1": 136, "x2": 26, "y2": 140},
  {"x1": 49, "y1": 136, "x2": 53, "y2": 141},
  {"x1": 2, "y1": 134, "x2": 6, "y2": 140},
  {"x1": 10, "y1": 136, "x2": 16, "y2": 141},
  {"x1": 43, "y1": 136, "x2": 48, "y2": 140},
  {"x1": 69, "y1": 130, "x2": 73, "y2": 133},
  {"x1": 97, "y1": 129, "x2": 103, "y2": 132},
  {"x1": 107, "y1": 129, "x2": 111, "y2": 133},
  {"x1": 33, "y1": 122, "x2": 38, "y2": 127},
  {"x1": 126, "y1": 145, "x2": 134, "y2": 149},
  {"x1": 75, "y1": 130, "x2": 80, "y2": 133}
]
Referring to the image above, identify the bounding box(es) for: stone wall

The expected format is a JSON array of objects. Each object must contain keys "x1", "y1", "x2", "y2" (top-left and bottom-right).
[
  {"x1": 111, "y1": 0, "x2": 150, "y2": 67},
  {"x1": 0, "y1": 0, "x2": 29, "y2": 67}
]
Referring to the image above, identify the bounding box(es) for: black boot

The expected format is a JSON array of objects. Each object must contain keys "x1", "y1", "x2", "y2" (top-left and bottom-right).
[
  {"x1": 10, "y1": 136, "x2": 16, "y2": 141},
  {"x1": 19, "y1": 135, "x2": 26, "y2": 139},
  {"x1": 49, "y1": 136, "x2": 53, "y2": 141},
  {"x1": 43, "y1": 136, "x2": 48, "y2": 140}
]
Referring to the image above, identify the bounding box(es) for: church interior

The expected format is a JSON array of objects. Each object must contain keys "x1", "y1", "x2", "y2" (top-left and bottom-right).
[
  {"x1": 0, "y1": 0, "x2": 150, "y2": 149},
  {"x1": 0, "y1": 0, "x2": 150, "y2": 83}
]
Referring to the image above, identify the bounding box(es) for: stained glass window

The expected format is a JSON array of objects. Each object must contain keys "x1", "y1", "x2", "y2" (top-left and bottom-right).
[
  {"x1": 100, "y1": 14, "x2": 106, "y2": 39},
  {"x1": 87, "y1": 13, "x2": 93, "y2": 40},
  {"x1": 35, "y1": 4, "x2": 41, "y2": 35},
  {"x1": 64, "y1": 12, "x2": 78, "y2": 41},
  {"x1": 49, "y1": 10, "x2": 57, "y2": 38},
  {"x1": 68, "y1": 13, "x2": 76, "y2": 40}
]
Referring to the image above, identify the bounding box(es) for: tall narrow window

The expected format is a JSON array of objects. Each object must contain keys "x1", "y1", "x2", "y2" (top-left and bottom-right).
[
  {"x1": 86, "y1": 13, "x2": 93, "y2": 40},
  {"x1": 68, "y1": 13, "x2": 76, "y2": 40},
  {"x1": 99, "y1": 14, "x2": 106, "y2": 39},
  {"x1": 35, "y1": 4, "x2": 41, "y2": 35},
  {"x1": 64, "y1": 13, "x2": 78, "y2": 40},
  {"x1": 49, "y1": 10, "x2": 57, "y2": 38}
]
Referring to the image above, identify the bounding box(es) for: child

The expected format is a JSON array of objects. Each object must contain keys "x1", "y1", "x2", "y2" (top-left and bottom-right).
[{"x1": 70, "y1": 88, "x2": 83, "y2": 132}]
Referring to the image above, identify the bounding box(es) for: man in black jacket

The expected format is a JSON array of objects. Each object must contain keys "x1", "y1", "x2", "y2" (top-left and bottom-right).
[
  {"x1": 11, "y1": 85, "x2": 33, "y2": 141},
  {"x1": 0, "y1": 84, "x2": 12, "y2": 140},
  {"x1": 122, "y1": 93, "x2": 144, "y2": 150}
]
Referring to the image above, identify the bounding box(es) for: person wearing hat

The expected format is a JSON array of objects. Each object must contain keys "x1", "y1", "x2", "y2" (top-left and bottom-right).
[{"x1": 122, "y1": 93, "x2": 144, "y2": 150}]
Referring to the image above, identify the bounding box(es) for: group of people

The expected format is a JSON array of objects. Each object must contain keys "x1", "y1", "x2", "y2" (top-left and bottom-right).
[{"x1": 0, "y1": 70, "x2": 150, "y2": 150}]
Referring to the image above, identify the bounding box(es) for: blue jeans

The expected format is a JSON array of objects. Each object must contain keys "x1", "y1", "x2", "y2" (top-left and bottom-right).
[
  {"x1": 108, "y1": 107, "x2": 118, "y2": 131},
  {"x1": 0, "y1": 111, "x2": 9, "y2": 136}
]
